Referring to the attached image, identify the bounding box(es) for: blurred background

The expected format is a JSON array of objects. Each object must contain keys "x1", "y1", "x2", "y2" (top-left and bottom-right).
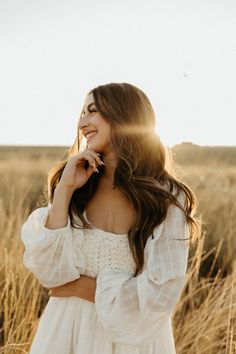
[
  {"x1": 1, "y1": 0, "x2": 235, "y2": 147},
  {"x1": 0, "y1": 1, "x2": 235, "y2": 353}
]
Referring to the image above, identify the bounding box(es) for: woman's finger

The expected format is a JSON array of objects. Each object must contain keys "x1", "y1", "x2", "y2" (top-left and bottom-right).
[
  {"x1": 48, "y1": 279, "x2": 80, "y2": 297},
  {"x1": 78, "y1": 153, "x2": 98, "y2": 171},
  {"x1": 48, "y1": 288, "x2": 64, "y2": 297},
  {"x1": 85, "y1": 150, "x2": 104, "y2": 166}
]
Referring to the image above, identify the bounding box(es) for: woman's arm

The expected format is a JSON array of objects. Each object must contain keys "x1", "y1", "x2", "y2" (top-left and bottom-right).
[
  {"x1": 44, "y1": 183, "x2": 74, "y2": 229},
  {"x1": 92, "y1": 191, "x2": 190, "y2": 346},
  {"x1": 48, "y1": 275, "x2": 97, "y2": 303},
  {"x1": 21, "y1": 204, "x2": 86, "y2": 288}
]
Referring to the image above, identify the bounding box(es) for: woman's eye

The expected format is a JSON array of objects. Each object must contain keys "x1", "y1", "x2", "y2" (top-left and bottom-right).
[{"x1": 89, "y1": 108, "x2": 97, "y2": 113}]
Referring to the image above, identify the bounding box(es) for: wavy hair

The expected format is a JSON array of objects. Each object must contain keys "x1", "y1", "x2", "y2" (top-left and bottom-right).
[{"x1": 46, "y1": 82, "x2": 201, "y2": 276}]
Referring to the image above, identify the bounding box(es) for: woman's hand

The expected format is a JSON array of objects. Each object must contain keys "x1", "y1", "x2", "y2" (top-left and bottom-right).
[
  {"x1": 47, "y1": 275, "x2": 97, "y2": 303},
  {"x1": 59, "y1": 149, "x2": 105, "y2": 191}
]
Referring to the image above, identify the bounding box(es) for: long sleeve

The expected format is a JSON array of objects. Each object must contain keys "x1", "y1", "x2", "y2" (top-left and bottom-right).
[
  {"x1": 20, "y1": 204, "x2": 86, "y2": 288},
  {"x1": 94, "y1": 191, "x2": 190, "y2": 346}
]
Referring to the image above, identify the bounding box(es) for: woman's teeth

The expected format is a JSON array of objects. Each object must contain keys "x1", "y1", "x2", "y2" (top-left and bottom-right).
[{"x1": 86, "y1": 131, "x2": 98, "y2": 140}]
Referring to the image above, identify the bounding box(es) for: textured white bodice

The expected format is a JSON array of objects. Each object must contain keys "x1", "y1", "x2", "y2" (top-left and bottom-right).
[
  {"x1": 81, "y1": 228, "x2": 136, "y2": 278},
  {"x1": 73, "y1": 211, "x2": 136, "y2": 278}
]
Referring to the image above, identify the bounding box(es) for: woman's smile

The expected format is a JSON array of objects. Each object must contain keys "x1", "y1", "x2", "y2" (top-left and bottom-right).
[
  {"x1": 86, "y1": 130, "x2": 98, "y2": 142},
  {"x1": 79, "y1": 93, "x2": 112, "y2": 154}
]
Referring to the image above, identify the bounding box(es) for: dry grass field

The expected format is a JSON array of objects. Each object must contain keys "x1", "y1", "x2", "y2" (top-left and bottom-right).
[{"x1": 0, "y1": 143, "x2": 235, "y2": 354}]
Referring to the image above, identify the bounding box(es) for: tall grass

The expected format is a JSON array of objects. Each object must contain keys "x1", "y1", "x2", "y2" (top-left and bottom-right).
[{"x1": 0, "y1": 145, "x2": 235, "y2": 353}]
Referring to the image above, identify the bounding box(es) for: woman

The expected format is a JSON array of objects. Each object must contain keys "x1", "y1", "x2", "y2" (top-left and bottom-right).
[{"x1": 21, "y1": 82, "x2": 200, "y2": 354}]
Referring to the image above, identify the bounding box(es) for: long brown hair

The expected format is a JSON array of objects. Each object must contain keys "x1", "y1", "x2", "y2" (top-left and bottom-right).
[{"x1": 46, "y1": 82, "x2": 201, "y2": 276}]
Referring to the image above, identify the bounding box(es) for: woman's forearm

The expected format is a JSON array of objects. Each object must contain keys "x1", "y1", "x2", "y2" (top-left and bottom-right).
[
  {"x1": 45, "y1": 184, "x2": 74, "y2": 229},
  {"x1": 77, "y1": 276, "x2": 97, "y2": 302},
  {"x1": 48, "y1": 276, "x2": 97, "y2": 303}
]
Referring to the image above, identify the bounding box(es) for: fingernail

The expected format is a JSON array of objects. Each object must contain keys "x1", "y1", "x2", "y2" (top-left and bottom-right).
[
  {"x1": 100, "y1": 161, "x2": 105, "y2": 165},
  {"x1": 48, "y1": 290, "x2": 52, "y2": 296}
]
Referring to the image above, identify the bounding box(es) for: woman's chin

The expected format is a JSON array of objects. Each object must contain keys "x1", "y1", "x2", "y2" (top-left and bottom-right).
[
  {"x1": 86, "y1": 140, "x2": 112, "y2": 156},
  {"x1": 86, "y1": 142, "x2": 103, "y2": 154}
]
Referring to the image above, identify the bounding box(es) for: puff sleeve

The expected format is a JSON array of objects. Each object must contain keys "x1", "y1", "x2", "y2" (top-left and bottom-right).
[
  {"x1": 94, "y1": 191, "x2": 190, "y2": 346},
  {"x1": 20, "y1": 204, "x2": 86, "y2": 288}
]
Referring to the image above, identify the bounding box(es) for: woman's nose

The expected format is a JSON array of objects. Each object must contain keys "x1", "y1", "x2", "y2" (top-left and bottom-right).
[{"x1": 78, "y1": 114, "x2": 90, "y2": 129}]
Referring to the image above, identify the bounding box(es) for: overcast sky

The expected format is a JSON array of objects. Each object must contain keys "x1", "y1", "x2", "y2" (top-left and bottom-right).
[{"x1": 1, "y1": 0, "x2": 235, "y2": 147}]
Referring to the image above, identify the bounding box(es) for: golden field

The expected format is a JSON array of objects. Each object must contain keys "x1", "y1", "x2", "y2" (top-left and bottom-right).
[{"x1": 0, "y1": 143, "x2": 235, "y2": 354}]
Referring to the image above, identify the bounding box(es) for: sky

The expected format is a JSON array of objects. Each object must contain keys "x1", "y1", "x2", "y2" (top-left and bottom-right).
[{"x1": 1, "y1": 0, "x2": 235, "y2": 147}]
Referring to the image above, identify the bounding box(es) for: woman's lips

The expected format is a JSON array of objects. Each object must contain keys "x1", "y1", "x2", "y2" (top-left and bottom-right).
[{"x1": 86, "y1": 131, "x2": 98, "y2": 142}]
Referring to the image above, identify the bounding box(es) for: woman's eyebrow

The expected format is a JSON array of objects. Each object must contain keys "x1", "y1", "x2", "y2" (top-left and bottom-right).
[
  {"x1": 80, "y1": 103, "x2": 96, "y2": 119},
  {"x1": 87, "y1": 103, "x2": 95, "y2": 109},
  {"x1": 82, "y1": 102, "x2": 95, "y2": 113}
]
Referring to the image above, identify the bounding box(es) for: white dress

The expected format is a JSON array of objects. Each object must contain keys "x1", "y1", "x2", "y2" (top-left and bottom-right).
[{"x1": 20, "y1": 191, "x2": 190, "y2": 354}]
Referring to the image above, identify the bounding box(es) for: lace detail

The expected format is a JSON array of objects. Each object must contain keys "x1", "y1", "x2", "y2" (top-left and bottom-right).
[{"x1": 73, "y1": 227, "x2": 136, "y2": 278}]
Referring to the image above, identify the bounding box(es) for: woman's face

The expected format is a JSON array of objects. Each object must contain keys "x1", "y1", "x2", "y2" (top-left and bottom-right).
[{"x1": 78, "y1": 93, "x2": 112, "y2": 154}]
